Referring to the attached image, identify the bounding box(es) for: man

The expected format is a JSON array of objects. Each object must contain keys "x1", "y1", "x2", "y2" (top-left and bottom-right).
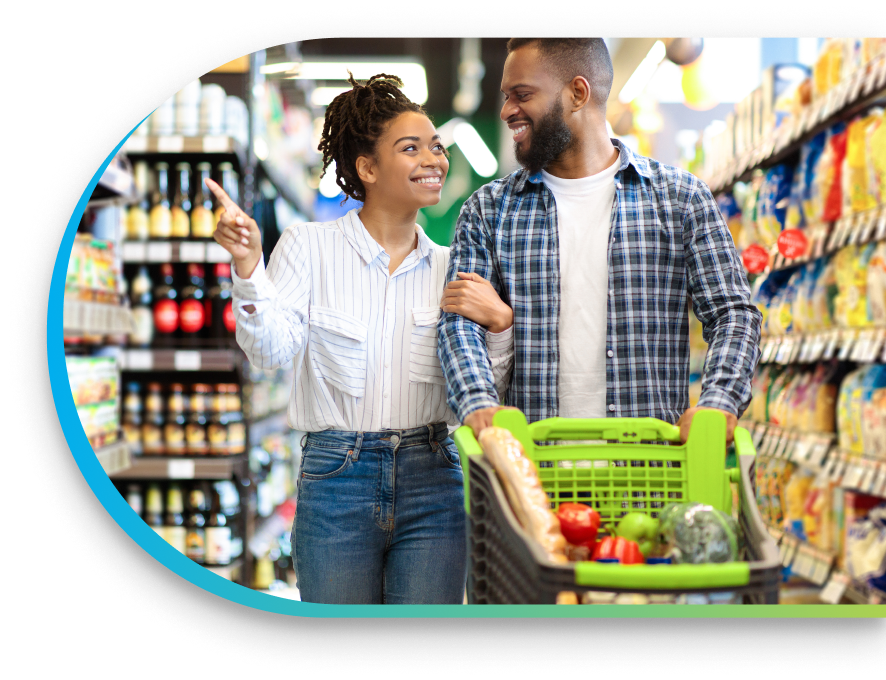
[{"x1": 438, "y1": 38, "x2": 761, "y2": 443}]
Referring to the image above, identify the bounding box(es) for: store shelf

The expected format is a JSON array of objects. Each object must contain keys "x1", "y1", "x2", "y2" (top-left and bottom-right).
[
  {"x1": 109, "y1": 454, "x2": 247, "y2": 480},
  {"x1": 63, "y1": 299, "x2": 134, "y2": 335},
  {"x1": 248, "y1": 409, "x2": 290, "y2": 445},
  {"x1": 204, "y1": 557, "x2": 244, "y2": 582},
  {"x1": 758, "y1": 326, "x2": 886, "y2": 366},
  {"x1": 120, "y1": 240, "x2": 232, "y2": 264},
  {"x1": 94, "y1": 440, "x2": 132, "y2": 476},
  {"x1": 123, "y1": 134, "x2": 246, "y2": 171},
  {"x1": 119, "y1": 348, "x2": 238, "y2": 372},
  {"x1": 709, "y1": 60, "x2": 886, "y2": 194}
]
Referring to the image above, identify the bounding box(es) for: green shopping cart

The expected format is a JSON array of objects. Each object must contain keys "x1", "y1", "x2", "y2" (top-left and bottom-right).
[{"x1": 453, "y1": 409, "x2": 781, "y2": 604}]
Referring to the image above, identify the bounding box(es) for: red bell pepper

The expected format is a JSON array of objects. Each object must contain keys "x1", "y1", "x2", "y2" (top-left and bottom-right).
[
  {"x1": 591, "y1": 536, "x2": 645, "y2": 564},
  {"x1": 556, "y1": 503, "x2": 601, "y2": 545}
]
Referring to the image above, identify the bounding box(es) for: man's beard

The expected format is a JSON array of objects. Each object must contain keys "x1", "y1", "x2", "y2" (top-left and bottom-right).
[{"x1": 514, "y1": 98, "x2": 574, "y2": 175}]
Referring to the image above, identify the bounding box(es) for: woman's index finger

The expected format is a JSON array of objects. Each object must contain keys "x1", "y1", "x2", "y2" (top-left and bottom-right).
[{"x1": 205, "y1": 177, "x2": 239, "y2": 215}]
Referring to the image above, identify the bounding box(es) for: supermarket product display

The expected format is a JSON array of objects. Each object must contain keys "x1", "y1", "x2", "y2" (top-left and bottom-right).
[{"x1": 698, "y1": 38, "x2": 886, "y2": 605}]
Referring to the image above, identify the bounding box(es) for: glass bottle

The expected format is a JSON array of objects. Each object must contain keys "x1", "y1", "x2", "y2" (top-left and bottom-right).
[
  {"x1": 142, "y1": 382, "x2": 165, "y2": 455},
  {"x1": 127, "y1": 161, "x2": 150, "y2": 241},
  {"x1": 179, "y1": 264, "x2": 207, "y2": 340},
  {"x1": 204, "y1": 485, "x2": 232, "y2": 566},
  {"x1": 171, "y1": 162, "x2": 192, "y2": 239},
  {"x1": 148, "y1": 162, "x2": 173, "y2": 239},
  {"x1": 191, "y1": 163, "x2": 216, "y2": 239},
  {"x1": 185, "y1": 384, "x2": 209, "y2": 455},
  {"x1": 185, "y1": 484, "x2": 207, "y2": 564},
  {"x1": 213, "y1": 163, "x2": 238, "y2": 226},
  {"x1": 152, "y1": 264, "x2": 179, "y2": 345},
  {"x1": 164, "y1": 383, "x2": 187, "y2": 455},
  {"x1": 164, "y1": 484, "x2": 187, "y2": 554},
  {"x1": 129, "y1": 266, "x2": 154, "y2": 348}
]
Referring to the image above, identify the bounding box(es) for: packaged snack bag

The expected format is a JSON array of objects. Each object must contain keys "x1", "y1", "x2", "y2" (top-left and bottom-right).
[
  {"x1": 803, "y1": 471, "x2": 833, "y2": 550},
  {"x1": 864, "y1": 108, "x2": 884, "y2": 209},
  {"x1": 758, "y1": 165, "x2": 795, "y2": 245},
  {"x1": 786, "y1": 369, "x2": 813, "y2": 429},
  {"x1": 808, "y1": 257, "x2": 836, "y2": 330},
  {"x1": 838, "y1": 368, "x2": 867, "y2": 451},
  {"x1": 800, "y1": 133, "x2": 827, "y2": 226},
  {"x1": 784, "y1": 469, "x2": 814, "y2": 538},
  {"x1": 868, "y1": 107, "x2": 886, "y2": 197},
  {"x1": 846, "y1": 504, "x2": 886, "y2": 588},
  {"x1": 866, "y1": 241, "x2": 886, "y2": 326},
  {"x1": 858, "y1": 365, "x2": 886, "y2": 455},
  {"x1": 806, "y1": 360, "x2": 846, "y2": 433},
  {"x1": 767, "y1": 367, "x2": 795, "y2": 426},
  {"x1": 846, "y1": 114, "x2": 880, "y2": 213},
  {"x1": 823, "y1": 125, "x2": 849, "y2": 223},
  {"x1": 768, "y1": 460, "x2": 793, "y2": 527},
  {"x1": 869, "y1": 387, "x2": 886, "y2": 459}
]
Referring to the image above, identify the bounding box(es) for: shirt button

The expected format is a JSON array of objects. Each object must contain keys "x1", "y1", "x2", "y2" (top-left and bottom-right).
[
  {"x1": 390, "y1": 434, "x2": 399, "y2": 446},
  {"x1": 385, "y1": 360, "x2": 390, "y2": 368},
  {"x1": 383, "y1": 391, "x2": 390, "y2": 399},
  {"x1": 607, "y1": 350, "x2": 614, "y2": 358},
  {"x1": 608, "y1": 404, "x2": 616, "y2": 412}
]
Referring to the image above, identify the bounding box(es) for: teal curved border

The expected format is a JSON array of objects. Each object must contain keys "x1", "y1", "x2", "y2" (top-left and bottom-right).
[{"x1": 47, "y1": 124, "x2": 883, "y2": 620}]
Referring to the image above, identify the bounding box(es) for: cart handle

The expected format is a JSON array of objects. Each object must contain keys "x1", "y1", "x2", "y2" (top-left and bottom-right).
[
  {"x1": 574, "y1": 561, "x2": 750, "y2": 590},
  {"x1": 528, "y1": 417, "x2": 681, "y2": 444}
]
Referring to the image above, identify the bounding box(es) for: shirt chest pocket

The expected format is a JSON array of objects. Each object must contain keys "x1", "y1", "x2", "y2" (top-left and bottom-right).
[
  {"x1": 409, "y1": 306, "x2": 446, "y2": 386},
  {"x1": 309, "y1": 306, "x2": 368, "y2": 398}
]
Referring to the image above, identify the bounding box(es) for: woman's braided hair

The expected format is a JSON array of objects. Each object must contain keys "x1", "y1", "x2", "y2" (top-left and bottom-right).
[{"x1": 318, "y1": 72, "x2": 426, "y2": 203}]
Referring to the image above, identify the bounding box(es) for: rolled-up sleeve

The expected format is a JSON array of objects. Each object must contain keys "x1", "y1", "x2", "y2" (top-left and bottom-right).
[
  {"x1": 683, "y1": 180, "x2": 762, "y2": 417},
  {"x1": 231, "y1": 226, "x2": 311, "y2": 371},
  {"x1": 438, "y1": 196, "x2": 506, "y2": 422}
]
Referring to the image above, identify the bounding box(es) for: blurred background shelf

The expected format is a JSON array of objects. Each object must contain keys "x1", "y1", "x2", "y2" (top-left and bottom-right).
[
  {"x1": 63, "y1": 300, "x2": 135, "y2": 336},
  {"x1": 109, "y1": 454, "x2": 247, "y2": 481}
]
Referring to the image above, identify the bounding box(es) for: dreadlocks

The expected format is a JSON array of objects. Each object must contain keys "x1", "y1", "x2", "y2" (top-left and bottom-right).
[{"x1": 318, "y1": 72, "x2": 426, "y2": 203}]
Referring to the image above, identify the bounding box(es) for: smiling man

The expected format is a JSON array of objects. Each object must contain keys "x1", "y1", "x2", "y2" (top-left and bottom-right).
[{"x1": 438, "y1": 38, "x2": 762, "y2": 443}]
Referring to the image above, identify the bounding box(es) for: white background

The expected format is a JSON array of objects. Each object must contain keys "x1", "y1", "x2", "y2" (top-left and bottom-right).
[{"x1": 26, "y1": 38, "x2": 208, "y2": 640}]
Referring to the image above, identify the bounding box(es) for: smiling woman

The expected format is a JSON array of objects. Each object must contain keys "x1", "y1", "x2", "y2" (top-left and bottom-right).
[{"x1": 204, "y1": 72, "x2": 516, "y2": 605}]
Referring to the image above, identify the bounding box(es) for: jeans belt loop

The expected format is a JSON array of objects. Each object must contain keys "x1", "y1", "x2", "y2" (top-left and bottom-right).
[{"x1": 352, "y1": 431, "x2": 364, "y2": 460}]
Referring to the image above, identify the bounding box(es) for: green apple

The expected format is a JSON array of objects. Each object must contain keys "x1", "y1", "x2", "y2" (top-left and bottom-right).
[{"x1": 616, "y1": 512, "x2": 660, "y2": 557}]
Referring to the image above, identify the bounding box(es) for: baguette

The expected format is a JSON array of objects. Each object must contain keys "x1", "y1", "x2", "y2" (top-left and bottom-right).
[{"x1": 479, "y1": 427, "x2": 568, "y2": 563}]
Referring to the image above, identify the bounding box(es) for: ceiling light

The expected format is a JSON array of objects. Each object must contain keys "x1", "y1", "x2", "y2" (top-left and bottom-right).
[
  {"x1": 287, "y1": 61, "x2": 428, "y2": 105},
  {"x1": 618, "y1": 40, "x2": 667, "y2": 104},
  {"x1": 452, "y1": 121, "x2": 498, "y2": 178},
  {"x1": 260, "y1": 61, "x2": 298, "y2": 75}
]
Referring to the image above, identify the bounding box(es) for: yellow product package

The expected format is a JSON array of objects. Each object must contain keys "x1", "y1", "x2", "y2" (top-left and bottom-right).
[
  {"x1": 869, "y1": 109, "x2": 886, "y2": 205},
  {"x1": 867, "y1": 242, "x2": 886, "y2": 326},
  {"x1": 846, "y1": 115, "x2": 879, "y2": 213}
]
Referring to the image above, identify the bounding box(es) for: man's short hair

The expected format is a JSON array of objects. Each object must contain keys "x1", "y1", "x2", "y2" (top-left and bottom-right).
[{"x1": 506, "y1": 38, "x2": 613, "y2": 110}]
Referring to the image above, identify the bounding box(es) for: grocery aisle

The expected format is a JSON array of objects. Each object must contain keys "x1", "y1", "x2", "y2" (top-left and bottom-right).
[{"x1": 697, "y1": 38, "x2": 886, "y2": 605}]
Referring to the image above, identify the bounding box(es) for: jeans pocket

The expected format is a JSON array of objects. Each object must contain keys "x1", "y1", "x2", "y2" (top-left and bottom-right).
[
  {"x1": 436, "y1": 440, "x2": 462, "y2": 470},
  {"x1": 300, "y1": 444, "x2": 354, "y2": 480}
]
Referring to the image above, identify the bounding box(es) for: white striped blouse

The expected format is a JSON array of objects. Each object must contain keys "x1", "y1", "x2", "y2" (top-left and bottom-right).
[{"x1": 231, "y1": 208, "x2": 514, "y2": 432}]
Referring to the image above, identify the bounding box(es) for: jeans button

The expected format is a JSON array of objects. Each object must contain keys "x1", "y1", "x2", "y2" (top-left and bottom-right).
[{"x1": 390, "y1": 434, "x2": 400, "y2": 446}]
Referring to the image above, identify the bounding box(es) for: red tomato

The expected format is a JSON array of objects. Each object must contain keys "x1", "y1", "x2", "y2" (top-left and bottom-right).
[
  {"x1": 592, "y1": 536, "x2": 645, "y2": 564},
  {"x1": 556, "y1": 503, "x2": 601, "y2": 545}
]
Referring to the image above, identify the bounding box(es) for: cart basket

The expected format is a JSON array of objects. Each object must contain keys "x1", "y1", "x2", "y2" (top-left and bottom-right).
[{"x1": 454, "y1": 409, "x2": 781, "y2": 604}]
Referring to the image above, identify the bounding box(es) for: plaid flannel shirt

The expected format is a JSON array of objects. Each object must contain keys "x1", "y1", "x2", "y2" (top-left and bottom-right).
[{"x1": 437, "y1": 139, "x2": 762, "y2": 425}]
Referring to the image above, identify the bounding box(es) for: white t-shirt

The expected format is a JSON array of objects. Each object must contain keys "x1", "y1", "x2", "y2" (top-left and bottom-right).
[{"x1": 542, "y1": 158, "x2": 619, "y2": 418}]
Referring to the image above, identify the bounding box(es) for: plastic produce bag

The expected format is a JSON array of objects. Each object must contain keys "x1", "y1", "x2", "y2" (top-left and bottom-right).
[{"x1": 658, "y1": 502, "x2": 739, "y2": 564}]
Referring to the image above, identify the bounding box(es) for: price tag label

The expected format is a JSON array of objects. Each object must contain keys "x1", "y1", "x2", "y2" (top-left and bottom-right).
[
  {"x1": 772, "y1": 434, "x2": 788, "y2": 459},
  {"x1": 837, "y1": 332, "x2": 856, "y2": 361},
  {"x1": 792, "y1": 547, "x2": 811, "y2": 579},
  {"x1": 842, "y1": 463, "x2": 865, "y2": 490},
  {"x1": 863, "y1": 62, "x2": 879, "y2": 96},
  {"x1": 850, "y1": 333, "x2": 868, "y2": 362},
  {"x1": 876, "y1": 206, "x2": 886, "y2": 242},
  {"x1": 848, "y1": 69, "x2": 866, "y2": 104},
  {"x1": 781, "y1": 536, "x2": 799, "y2": 567},
  {"x1": 877, "y1": 467, "x2": 886, "y2": 497},
  {"x1": 168, "y1": 459, "x2": 196, "y2": 479},
  {"x1": 846, "y1": 214, "x2": 861, "y2": 245},
  {"x1": 877, "y1": 56, "x2": 886, "y2": 89},
  {"x1": 121, "y1": 242, "x2": 147, "y2": 262},
  {"x1": 202, "y1": 135, "x2": 230, "y2": 153},
  {"x1": 157, "y1": 135, "x2": 185, "y2": 153},
  {"x1": 820, "y1": 572, "x2": 849, "y2": 604},
  {"x1": 206, "y1": 242, "x2": 233, "y2": 262},
  {"x1": 822, "y1": 332, "x2": 840, "y2": 360},
  {"x1": 178, "y1": 242, "x2": 206, "y2": 262},
  {"x1": 174, "y1": 350, "x2": 202, "y2": 371},
  {"x1": 808, "y1": 440, "x2": 832, "y2": 469},
  {"x1": 124, "y1": 350, "x2": 153, "y2": 371},
  {"x1": 857, "y1": 463, "x2": 875, "y2": 493},
  {"x1": 146, "y1": 241, "x2": 173, "y2": 263},
  {"x1": 867, "y1": 465, "x2": 886, "y2": 496},
  {"x1": 811, "y1": 556, "x2": 832, "y2": 586},
  {"x1": 125, "y1": 136, "x2": 149, "y2": 153},
  {"x1": 791, "y1": 437, "x2": 811, "y2": 464}
]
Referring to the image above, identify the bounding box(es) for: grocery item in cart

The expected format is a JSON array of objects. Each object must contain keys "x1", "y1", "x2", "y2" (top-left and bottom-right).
[
  {"x1": 478, "y1": 426, "x2": 568, "y2": 563},
  {"x1": 658, "y1": 502, "x2": 739, "y2": 564}
]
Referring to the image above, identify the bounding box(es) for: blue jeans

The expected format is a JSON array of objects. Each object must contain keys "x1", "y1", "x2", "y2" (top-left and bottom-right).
[{"x1": 292, "y1": 422, "x2": 466, "y2": 604}]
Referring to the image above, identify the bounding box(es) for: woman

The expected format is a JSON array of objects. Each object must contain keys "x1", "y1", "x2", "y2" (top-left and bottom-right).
[{"x1": 205, "y1": 74, "x2": 514, "y2": 604}]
